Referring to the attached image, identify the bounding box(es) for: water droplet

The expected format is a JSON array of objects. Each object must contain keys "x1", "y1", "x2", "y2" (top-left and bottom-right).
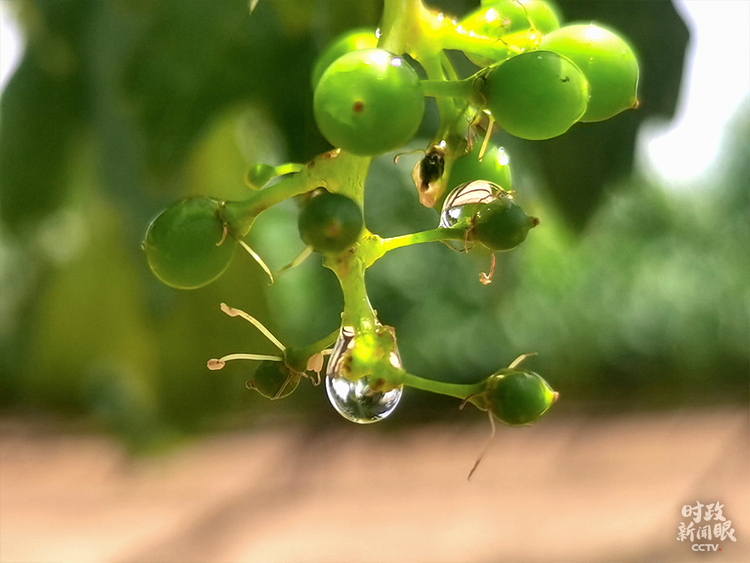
[
  {"x1": 439, "y1": 180, "x2": 502, "y2": 228},
  {"x1": 496, "y1": 147, "x2": 510, "y2": 166},
  {"x1": 325, "y1": 376, "x2": 402, "y2": 424},
  {"x1": 324, "y1": 326, "x2": 403, "y2": 424}
]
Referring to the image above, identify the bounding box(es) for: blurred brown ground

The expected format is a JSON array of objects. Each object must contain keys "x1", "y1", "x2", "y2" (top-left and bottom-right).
[{"x1": 1, "y1": 407, "x2": 748, "y2": 563}]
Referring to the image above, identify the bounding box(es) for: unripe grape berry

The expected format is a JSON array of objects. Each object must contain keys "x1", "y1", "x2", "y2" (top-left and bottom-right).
[
  {"x1": 447, "y1": 142, "x2": 512, "y2": 193},
  {"x1": 143, "y1": 196, "x2": 235, "y2": 289},
  {"x1": 250, "y1": 360, "x2": 299, "y2": 399},
  {"x1": 471, "y1": 192, "x2": 538, "y2": 251},
  {"x1": 481, "y1": 50, "x2": 589, "y2": 140},
  {"x1": 540, "y1": 23, "x2": 639, "y2": 122},
  {"x1": 311, "y1": 28, "x2": 378, "y2": 90},
  {"x1": 298, "y1": 191, "x2": 363, "y2": 254},
  {"x1": 485, "y1": 368, "x2": 557, "y2": 425},
  {"x1": 475, "y1": 0, "x2": 560, "y2": 34},
  {"x1": 461, "y1": 0, "x2": 560, "y2": 66},
  {"x1": 313, "y1": 49, "x2": 425, "y2": 156}
]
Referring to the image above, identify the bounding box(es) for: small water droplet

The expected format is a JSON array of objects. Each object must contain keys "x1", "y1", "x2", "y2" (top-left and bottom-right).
[
  {"x1": 324, "y1": 327, "x2": 403, "y2": 424},
  {"x1": 496, "y1": 147, "x2": 510, "y2": 166},
  {"x1": 439, "y1": 180, "x2": 502, "y2": 228}
]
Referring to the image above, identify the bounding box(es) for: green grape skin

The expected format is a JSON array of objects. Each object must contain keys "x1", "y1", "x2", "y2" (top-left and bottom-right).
[
  {"x1": 143, "y1": 196, "x2": 235, "y2": 290},
  {"x1": 311, "y1": 28, "x2": 378, "y2": 90},
  {"x1": 250, "y1": 360, "x2": 299, "y2": 399},
  {"x1": 298, "y1": 191, "x2": 363, "y2": 254},
  {"x1": 446, "y1": 142, "x2": 512, "y2": 193},
  {"x1": 481, "y1": 50, "x2": 589, "y2": 140},
  {"x1": 460, "y1": 0, "x2": 560, "y2": 66},
  {"x1": 475, "y1": 0, "x2": 561, "y2": 34},
  {"x1": 471, "y1": 192, "x2": 537, "y2": 251},
  {"x1": 313, "y1": 49, "x2": 425, "y2": 156},
  {"x1": 540, "y1": 23, "x2": 639, "y2": 122},
  {"x1": 485, "y1": 368, "x2": 556, "y2": 425}
]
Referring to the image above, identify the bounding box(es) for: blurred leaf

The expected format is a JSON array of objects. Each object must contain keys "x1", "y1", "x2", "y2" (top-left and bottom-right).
[{"x1": 0, "y1": 36, "x2": 85, "y2": 230}]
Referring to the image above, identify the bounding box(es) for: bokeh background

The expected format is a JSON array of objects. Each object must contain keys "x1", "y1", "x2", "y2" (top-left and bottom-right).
[{"x1": 0, "y1": 1, "x2": 748, "y2": 562}]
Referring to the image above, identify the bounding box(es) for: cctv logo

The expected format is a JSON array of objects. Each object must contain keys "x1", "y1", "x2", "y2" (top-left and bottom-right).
[{"x1": 692, "y1": 544, "x2": 721, "y2": 552}]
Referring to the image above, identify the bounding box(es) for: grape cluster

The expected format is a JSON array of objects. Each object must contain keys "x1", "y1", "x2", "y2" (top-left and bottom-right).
[{"x1": 143, "y1": 0, "x2": 639, "y2": 434}]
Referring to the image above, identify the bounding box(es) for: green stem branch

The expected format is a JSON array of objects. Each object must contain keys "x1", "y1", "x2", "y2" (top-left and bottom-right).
[
  {"x1": 361, "y1": 227, "x2": 466, "y2": 267},
  {"x1": 421, "y1": 77, "x2": 476, "y2": 102},
  {"x1": 285, "y1": 327, "x2": 340, "y2": 373},
  {"x1": 221, "y1": 150, "x2": 371, "y2": 238},
  {"x1": 400, "y1": 372, "x2": 485, "y2": 403},
  {"x1": 327, "y1": 252, "x2": 377, "y2": 333}
]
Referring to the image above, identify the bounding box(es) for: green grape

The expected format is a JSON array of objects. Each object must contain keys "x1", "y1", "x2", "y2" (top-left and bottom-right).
[
  {"x1": 313, "y1": 49, "x2": 425, "y2": 156},
  {"x1": 485, "y1": 368, "x2": 556, "y2": 425},
  {"x1": 475, "y1": 0, "x2": 560, "y2": 32},
  {"x1": 471, "y1": 192, "x2": 538, "y2": 251},
  {"x1": 311, "y1": 28, "x2": 379, "y2": 90},
  {"x1": 465, "y1": 0, "x2": 560, "y2": 37},
  {"x1": 481, "y1": 50, "x2": 589, "y2": 140},
  {"x1": 540, "y1": 23, "x2": 639, "y2": 122},
  {"x1": 446, "y1": 142, "x2": 512, "y2": 193},
  {"x1": 143, "y1": 196, "x2": 235, "y2": 289},
  {"x1": 298, "y1": 191, "x2": 363, "y2": 254},
  {"x1": 460, "y1": 0, "x2": 560, "y2": 66},
  {"x1": 249, "y1": 360, "x2": 300, "y2": 399}
]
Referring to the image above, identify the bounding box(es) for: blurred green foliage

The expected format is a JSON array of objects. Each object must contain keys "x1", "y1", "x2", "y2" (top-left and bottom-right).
[{"x1": 0, "y1": 0, "x2": 746, "y2": 446}]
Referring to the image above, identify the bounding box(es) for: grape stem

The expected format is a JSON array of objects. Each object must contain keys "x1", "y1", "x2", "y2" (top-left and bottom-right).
[
  {"x1": 360, "y1": 227, "x2": 466, "y2": 268},
  {"x1": 273, "y1": 162, "x2": 305, "y2": 176},
  {"x1": 420, "y1": 77, "x2": 477, "y2": 103},
  {"x1": 375, "y1": 364, "x2": 485, "y2": 406},
  {"x1": 326, "y1": 251, "x2": 378, "y2": 333},
  {"x1": 220, "y1": 150, "x2": 371, "y2": 238},
  {"x1": 285, "y1": 327, "x2": 340, "y2": 374}
]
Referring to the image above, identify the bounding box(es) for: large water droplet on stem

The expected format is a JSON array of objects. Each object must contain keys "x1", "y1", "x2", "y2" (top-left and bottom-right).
[
  {"x1": 325, "y1": 376, "x2": 402, "y2": 424},
  {"x1": 324, "y1": 326, "x2": 403, "y2": 424}
]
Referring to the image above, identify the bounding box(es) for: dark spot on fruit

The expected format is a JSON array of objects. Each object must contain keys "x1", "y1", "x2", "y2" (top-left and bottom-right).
[
  {"x1": 560, "y1": 76, "x2": 570, "y2": 83},
  {"x1": 326, "y1": 221, "x2": 342, "y2": 238},
  {"x1": 352, "y1": 101, "x2": 365, "y2": 113}
]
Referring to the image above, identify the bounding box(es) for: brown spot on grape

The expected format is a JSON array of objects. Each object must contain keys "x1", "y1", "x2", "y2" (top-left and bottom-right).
[
  {"x1": 326, "y1": 221, "x2": 342, "y2": 238},
  {"x1": 352, "y1": 101, "x2": 365, "y2": 113}
]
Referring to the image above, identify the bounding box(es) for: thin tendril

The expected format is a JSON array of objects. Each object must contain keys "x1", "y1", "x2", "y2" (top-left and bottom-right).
[
  {"x1": 467, "y1": 411, "x2": 497, "y2": 481},
  {"x1": 216, "y1": 224, "x2": 228, "y2": 246},
  {"x1": 276, "y1": 245, "x2": 313, "y2": 276},
  {"x1": 479, "y1": 253, "x2": 496, "y2": 285},
  {"x1": 207, "y1": 353, "x2": 283, "y2": 370},
  {"x1": 220, "y1": 302, "x2": 286, "y2": 351},
  {"x1": 509, "y1": 352, "x2": 537, "y2": 369},
  {"x1": 477, "y1": 116, "x2": 495, "y2": 162},
  {"x1": 238, "y1": 239, "x2": 274, "y2": 284}
]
